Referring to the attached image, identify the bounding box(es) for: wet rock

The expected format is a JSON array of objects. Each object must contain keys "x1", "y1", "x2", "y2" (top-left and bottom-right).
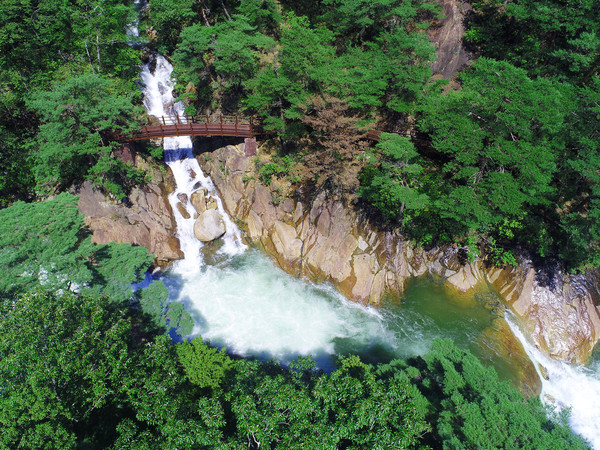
[
  {"x1": 194, "y1": 209, "x2": 226, "y2": 242},
  {"x1": 445, "y1": 262, "x2": 484, "y2": 292},
  {"x1": 177, "y1": 192, "x2": 188, "y2": 204},
  {"x1": 479, "y1": 318, "x2": 542, "y2": 398},
  {"x1": 486, "y1": 265, "x2": 600, "y2": 363},
  {"x1": 200, "y1": 143, "x2": 600, "y2": 363},
  {"x1": 190, "y1": 190, "x2": 206, "y2": 215},
  {"x1": 176, "y1": 202, "x2": 190, "y2": 219},
  {"x1": 76, "y1": 160, "x2": 183, "y2": 267}
]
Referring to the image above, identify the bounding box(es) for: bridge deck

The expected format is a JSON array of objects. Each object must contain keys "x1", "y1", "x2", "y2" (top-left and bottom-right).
[{"x1": 117, "y1": 114, "x2": 383, "y2": 142}]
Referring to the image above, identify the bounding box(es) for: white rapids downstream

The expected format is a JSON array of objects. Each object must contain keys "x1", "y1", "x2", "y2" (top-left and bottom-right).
[{"x1": 138, "y1": 54, "x2": 600, "y2": 447}]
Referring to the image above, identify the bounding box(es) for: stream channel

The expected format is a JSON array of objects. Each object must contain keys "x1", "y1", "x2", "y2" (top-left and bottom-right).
[{"x1": 138, "y1": 48, "x2": 600, "y2": 448}]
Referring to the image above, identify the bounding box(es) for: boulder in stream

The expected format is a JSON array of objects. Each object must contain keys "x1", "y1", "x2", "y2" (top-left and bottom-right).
[
  {"x1": 190, "y1": 190, "x2": 206, "y2": 215},
  {"x1": 194, "y1": 209, "x2": 226, "y2": 242}
]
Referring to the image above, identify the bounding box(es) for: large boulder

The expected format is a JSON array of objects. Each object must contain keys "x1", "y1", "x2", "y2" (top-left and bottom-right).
[
  {"x1": 190, "y1": 190, "x2": 207, "y2": 216},
  {"x1": 194, "y1": 209, "x2": 226, "y2": 242}
]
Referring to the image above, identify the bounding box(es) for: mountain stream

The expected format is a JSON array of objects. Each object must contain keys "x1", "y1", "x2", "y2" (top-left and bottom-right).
[{"x1": 139, "y1": 54, "x2": 600, "y2": 448}]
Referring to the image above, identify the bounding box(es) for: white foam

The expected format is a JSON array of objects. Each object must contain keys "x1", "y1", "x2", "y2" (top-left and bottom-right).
[
  {"x1": 506, "y1": 313, "x2": 600, "y2": 448},
  {"x1": 162, "y1": 250, "x2": 393, "y2": 369},
  {"x1": 139, "y1": 55, "x2": 246, "y2": 276}
]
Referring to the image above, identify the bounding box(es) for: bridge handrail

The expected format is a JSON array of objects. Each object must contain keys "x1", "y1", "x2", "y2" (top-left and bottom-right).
[
  {"x1": 115, "y1": 112, "x2": 385, "y2": 142},
  {"x1": 145, "y1": 113, "x2": 254, "y2": 127}
]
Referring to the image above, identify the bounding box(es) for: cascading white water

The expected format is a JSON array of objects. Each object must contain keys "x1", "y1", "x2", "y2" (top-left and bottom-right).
[
  {"x1": 140, "y1": 55, "x2": 246, "y2": 275},
  {"x1": 138, "y1": 55, "x2": 398, "y2": 370},
  {"x1": 506, "y1": 313, "x2": 600, "y2": 448},
  {"x1": 137, "y1": 42, "x2": 600, "y2": 447}
]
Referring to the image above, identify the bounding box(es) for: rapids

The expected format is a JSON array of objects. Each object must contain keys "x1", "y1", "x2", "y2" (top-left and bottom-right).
[{"x1": 138, "y1": 52, "x2": 600, "y2": 448}]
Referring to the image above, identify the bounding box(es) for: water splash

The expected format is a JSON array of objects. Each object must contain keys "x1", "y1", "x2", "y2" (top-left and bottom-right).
[
  {"x1": 506, "y1": 313, "x2": 600, "y2": 448},
  {"x1": 139, "y1": 55, "x2": 245, "y2": 275}
]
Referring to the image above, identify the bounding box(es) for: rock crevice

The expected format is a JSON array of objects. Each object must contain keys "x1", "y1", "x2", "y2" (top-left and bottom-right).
[{"x1": 202, "y1": 144, "x2": 600, "y2": 364}]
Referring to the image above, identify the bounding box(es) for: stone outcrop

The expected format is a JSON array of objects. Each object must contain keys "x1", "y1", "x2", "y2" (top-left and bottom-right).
[
  {"x1": 486, "y1": 265, "x2": 600, "y2": 363},
  {"x1": 76, "y1": 156, "x2": 182, "y2": 266},
  {"x1": 194, "y1": 209, "x2": 226, "y2": 242},
  {"x1": 201, "y1": 144, "x2": 600, "y2": 364},
  {"x1": 427, "y1": 0, "x2": 472, "y2": 79}
]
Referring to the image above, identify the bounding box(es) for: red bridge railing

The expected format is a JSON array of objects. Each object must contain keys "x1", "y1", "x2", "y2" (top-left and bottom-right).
[
  {"x1": 117, "y1": 113, "x2": 260, "y2": 142},
  {"x1": 117, "y1": 113, "x2": 384, "y2": 142}
]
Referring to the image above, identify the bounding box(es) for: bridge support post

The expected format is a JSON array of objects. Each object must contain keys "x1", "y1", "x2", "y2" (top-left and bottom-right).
[{"x1": 244, "y1": 138, "x2": 257, "y2": 157}]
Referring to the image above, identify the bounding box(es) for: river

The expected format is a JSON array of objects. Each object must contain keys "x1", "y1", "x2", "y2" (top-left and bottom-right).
[{"x1": 138, "y1": 52, "x2": 600, "y2": 448}]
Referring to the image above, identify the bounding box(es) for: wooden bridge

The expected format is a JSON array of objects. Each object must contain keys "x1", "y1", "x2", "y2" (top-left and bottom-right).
[
  {"x1": 116, "y1": 113, "x2": 383, "y2": 142},
  {"x1": 117, "y1": 114, "x2": 259, "y2": 142}
]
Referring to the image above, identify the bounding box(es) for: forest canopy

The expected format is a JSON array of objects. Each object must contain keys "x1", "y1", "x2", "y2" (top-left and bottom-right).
[
  {"x1": 0, "y1": 0, "x2": 597, "y2": 447},
  {"x1": 155, "y1": 0, "x2": 600, "y2": 270},
  {"x1": 2, "y1": 0, "x2": 598, "y2": 269}
]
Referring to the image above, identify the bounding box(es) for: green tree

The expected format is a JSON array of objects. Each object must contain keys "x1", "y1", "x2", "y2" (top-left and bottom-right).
[
  {"x1": 320, "y1": 0, "x2": 440, "y2": 46},
  {"x1": 555, "y1": 76, "x2": 600, "y2": 269},
  {"x1": 237, "y1": 0, "x2": 281, "y2": 35},
  {"x1": 392, "y1": 339, "x2": 590, "y2": 449},
  {"x1": 244, "y1": 13, "x2": 336, "y2": 138},
  {"x1": 360, "y1": 133, "x2": 429, "y2": 226},
  {"x1": 465, "y1": 0, "x2": 600, "y2": 83},
  {"x1": 115, "y1": 335, "x2": 226, "y2": 448},
  {"x1": 29, "y1": 73, "x2": 142, "y2": 198},
  {"x1": 0, "y1": 124, "x2": 34, "y2": 207},
  {"x1": 313, "y1": 354, "x2": 430, "y2": 448},
  {"x1": 0, "y1": 193, "x2": 97, "y2": 298},
  {"x1": 147, "y1": 0, "x2": 199, "y2": 53},
  {"x1": 0, "y1": 290, "x2": 134, "y2": 448},
  {"x1": 176, "y1": 337, "x2": 234, "y2": 390},
  {"x1": 173, "y1": 15, "x2": 274, "y2": 110},
  {"x1": 0, "y1": 193, "x2": 194, "y2": 333},
  {"x1": 419, "y1": 58, "x2": 570, "y2": 236}
]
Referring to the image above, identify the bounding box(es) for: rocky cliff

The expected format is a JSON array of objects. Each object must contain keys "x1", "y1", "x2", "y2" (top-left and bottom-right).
[
  {"x1": 201, "y1": 144, "x2": 600, "y2": 364},
  {"x1": 76, "y1": 155, "x2": 183, "y2": 266},
  {"x1": 428, "y1": 0, "x2": 471, "y2": 79}
]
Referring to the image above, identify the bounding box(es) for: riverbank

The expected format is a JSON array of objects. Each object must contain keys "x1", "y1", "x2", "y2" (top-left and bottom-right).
[{"x1": 199, "y1": 143, "x2": 600, "y2": 366}]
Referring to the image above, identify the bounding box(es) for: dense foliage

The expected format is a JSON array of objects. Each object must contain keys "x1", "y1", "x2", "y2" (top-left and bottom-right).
[
  {"x1": 150, "y1": 0, "x2": 600, "y2": 270},
  {"x1": 0, "y1": 287, "x2": 587, "y2": 448},
  {"x1": 0, "y1": 1, "x2": 597, "y2": 446},
  {"x1": 0, "y1": 193, "x2": 192, "y2": 334},
  {"x1": 0, "y1": 0, "x2": 145, "y2": 202},
  {"x1": 0, "y1": 195, "x2": 586, "y2": 448},
  {"x1": 3, "y1": 0, "x2": 597, "y2": 269}
]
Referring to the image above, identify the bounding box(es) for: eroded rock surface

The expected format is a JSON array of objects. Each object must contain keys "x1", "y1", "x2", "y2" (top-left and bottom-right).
[
  {"x1": 428, "y1": 0, "x2": 472, "y2": 79},
  {"x1": 194, "y1": 209, "x2": 226, "y2": 242},
  {"x1": 201, "y1": 145, "x2": 600, "y2": 364},
  {"x1": 76, "y1": 156, "x2": 182, "y2": 266}
]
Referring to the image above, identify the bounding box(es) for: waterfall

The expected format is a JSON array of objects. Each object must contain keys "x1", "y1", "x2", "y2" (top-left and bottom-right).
[
  {"x1": 506, "y1": 313, "x2": 600, "y2": 448},
  {"x1": 139, "y1": 55, "x2": 246, "y2": 276},
  {"x1": 134, "y1": 19, "x2": 600, "y2": 447}
]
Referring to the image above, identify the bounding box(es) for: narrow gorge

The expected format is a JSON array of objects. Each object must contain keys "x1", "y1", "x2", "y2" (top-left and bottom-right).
[
  {"x1": 73, "y1": 1, "x2": 600, "y2": 445},
  {"x1": 77, "y1": 71, "x2": 600, "y2": 448}
]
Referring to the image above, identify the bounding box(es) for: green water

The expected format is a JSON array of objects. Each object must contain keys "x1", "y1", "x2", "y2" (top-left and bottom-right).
[
  {"x1": 170, "y1": 249, "x2": 530, "y2": 389},
  {"x1": 384, "y1": 277, "x2": 523, "y2": 384}
]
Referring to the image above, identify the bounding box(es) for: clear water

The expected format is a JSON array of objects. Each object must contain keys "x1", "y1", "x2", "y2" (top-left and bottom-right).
[
  {"x1": 163, "y1": 248, "x2": 513, "y2": 375},
  {"x1": 508, "y1": 314, "x2": 600, "y2": 448},
  {"x1": 139, "y1": 51, "x2": 600, "y2": 449}
]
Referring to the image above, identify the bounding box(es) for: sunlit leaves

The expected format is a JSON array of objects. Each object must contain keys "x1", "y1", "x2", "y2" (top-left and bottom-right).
[
  {"x1": 176, "y1": 337, "x2": 233, "y2": 389},
  {"x1": 28, "y1": 73, "x2": 142, "y2": 197}
]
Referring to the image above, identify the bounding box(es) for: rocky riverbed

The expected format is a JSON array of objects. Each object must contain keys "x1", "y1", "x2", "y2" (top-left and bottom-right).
[
  {"x1": 200, "y1": 144, "x2": 600, "y2": 365},
  {"x1": 75, "y1": 143, "x2": 600, "y2": 366}
]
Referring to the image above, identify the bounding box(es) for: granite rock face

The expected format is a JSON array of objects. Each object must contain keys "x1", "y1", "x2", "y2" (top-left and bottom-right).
[
  {"x1": 76, "y1": 156, "x2": 183, "y2": 267},
  {"x1": 201, "y1": 144, "x2": 600, "y2": 364},
  {"x1": 427, "y1": 0, "x2": 472, "y2": 79},
  {"x1": 194, "y1": 209, "x2": 226, "y2": 242}
]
